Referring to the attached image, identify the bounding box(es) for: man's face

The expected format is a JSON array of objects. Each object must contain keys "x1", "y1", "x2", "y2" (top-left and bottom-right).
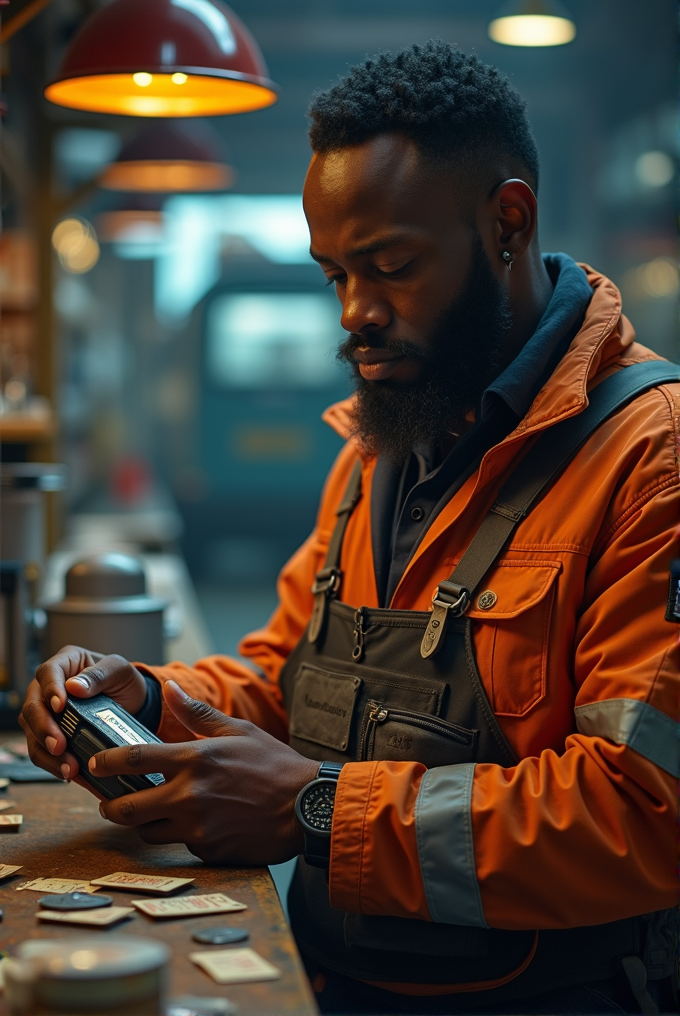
[{"x1": 303, "y1": 134, "x2": 513, "y2": 459}]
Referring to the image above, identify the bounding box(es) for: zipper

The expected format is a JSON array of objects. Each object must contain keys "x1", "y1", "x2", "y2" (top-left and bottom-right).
[
  {"x1": 359, "y1": 700, "x2": 475, "y2": 761},
  {"x1": 352, "y1": 607, "x2": 366, "y2": 661}
]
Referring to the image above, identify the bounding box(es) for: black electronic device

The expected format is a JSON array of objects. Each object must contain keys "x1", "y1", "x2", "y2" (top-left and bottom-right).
[{"x1": 54, "y1": 693, "x2": 165, "y2": 800}]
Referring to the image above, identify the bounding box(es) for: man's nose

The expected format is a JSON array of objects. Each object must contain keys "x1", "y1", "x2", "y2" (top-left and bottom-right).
[{"x1": 340, "y1": 280, "x2": 391, "y2": 334}]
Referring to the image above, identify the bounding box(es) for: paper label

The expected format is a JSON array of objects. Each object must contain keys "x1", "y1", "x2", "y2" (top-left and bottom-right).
[
  {"x1": 15, "y1": 877, "x2": 99, "y2": 894},
  {"x1": 0, "y1": 801, "x2": 17, "y2": 812},
  {"x1": 94, "y1": 708, "x2": 147, "y2": 746},
  {"x1": 91, "y1": 871, "x2": 194, "y2": 893},
  {"x1": 0, "y1": 814, "x2": 22, "y2": 828},
  {"x1": 37, "y1": 906, "x2": 134, "y2": 927},
  {"x1": 132, "y1": 893, "x2": 247, "y2": 919},
  {"x1": 0, "y1": 864, "x2": 22, "y2": 879},
  {"x1": 190, "y1": 948, "x2": 281, "y2": 985}
]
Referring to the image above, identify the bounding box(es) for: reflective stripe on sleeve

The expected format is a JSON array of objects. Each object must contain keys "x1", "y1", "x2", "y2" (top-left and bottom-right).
[
  {"x1": 574, "y1": 698, "x2": 680, "y2": 777},
  {"x1": 414, "y1": 763, "x2": 489, "y2": 928}
]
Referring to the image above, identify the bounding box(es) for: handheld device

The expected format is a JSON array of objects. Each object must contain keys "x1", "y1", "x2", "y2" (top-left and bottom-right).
[{"x1": 55, "y1": 692, "x2": 165, "y2": 800}]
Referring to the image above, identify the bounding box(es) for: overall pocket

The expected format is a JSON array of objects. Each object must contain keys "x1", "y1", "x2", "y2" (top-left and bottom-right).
[{"x1": 358, "y1": 700, "x2": 478, "y2": 768}]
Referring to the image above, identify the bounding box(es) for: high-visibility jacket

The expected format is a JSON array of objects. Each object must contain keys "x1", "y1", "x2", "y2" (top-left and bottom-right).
[{"x1": 142, "y1": 265, "x2": 679, "y2": 934}]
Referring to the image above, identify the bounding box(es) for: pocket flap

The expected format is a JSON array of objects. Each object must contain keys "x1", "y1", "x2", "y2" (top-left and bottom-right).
[{"x1": 466, "y1": 560, "x2": 562, "y2": 619}]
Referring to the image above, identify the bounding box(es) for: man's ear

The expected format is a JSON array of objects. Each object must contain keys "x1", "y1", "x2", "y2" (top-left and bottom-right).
[{"x1": 492, "y1": 178, "x2": 538, "y2": 263}]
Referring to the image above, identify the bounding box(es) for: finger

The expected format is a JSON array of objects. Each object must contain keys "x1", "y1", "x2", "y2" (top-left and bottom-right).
[
  {"x1": 99, "y1": 785, "x2": 170, "y2": 828},
  {"x1": 18, "y1": 725, "x2": 77, "y2": 781},
  {"x1": 35, "y1": 646, "x2": 98, "y2": 714},
  {"x1": 163, "y1": 680, "x2": 243, "y2": 738},
  {"x1": 89, "y1": 741, "x2": 183, "y2": 779},
  {"x1": 19, "y1": 682, "x2": 68, "y2": 756},
  {"x1": 65, "y1": 655, "x2": 136, "y2": 699},
  {"x1": 137, "y1": 818, "x2": 180, "y2": 846}
]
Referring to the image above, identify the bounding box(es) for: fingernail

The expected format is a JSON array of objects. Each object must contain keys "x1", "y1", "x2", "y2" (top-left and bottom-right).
[
  {"x1": 45, "y1": 737, "x2": 58, "y2": 755},
  {"x1": 60, "y1": 763, "x2": 70, "y2": 779},
  {"x1": 71, "y1": 677, "x2": 90, "y2": 689},
  {"x1": 88, "y1": 756, "x2": 96, "y2": 772},
  {"x1": 167, "y1": 679, "x2": 187, "y2": 697},
  {"x1": 50, "y1": 696, "x2": 61, "y2": 712},
  {"x1": 98, "y1": 804, "x2": 107, "y2": 820}
]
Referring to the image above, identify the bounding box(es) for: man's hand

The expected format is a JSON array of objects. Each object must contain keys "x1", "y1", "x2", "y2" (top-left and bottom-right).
[
  {"x1": 94, "y1": 681, "x2": 319, "y2": 866},
  {"x1": 19, "y1": 646, "x2": 148, "y2": 781}
]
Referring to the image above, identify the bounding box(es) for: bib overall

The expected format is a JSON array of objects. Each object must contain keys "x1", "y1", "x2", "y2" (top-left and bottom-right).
[{"x1": 279, "y1": 363, "x2": 679, "y2": 1003}]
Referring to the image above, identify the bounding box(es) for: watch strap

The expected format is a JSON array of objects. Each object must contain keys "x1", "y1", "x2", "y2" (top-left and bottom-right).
[{"x1": 299, "y1": 761, "x2": 344, "y2": 868}]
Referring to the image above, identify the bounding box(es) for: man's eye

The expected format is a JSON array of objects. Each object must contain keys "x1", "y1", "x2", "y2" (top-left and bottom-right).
[
  {"x1": 375, "y1": 261, "x2": 412, "y2": 279},
  {"x1": 324, "y1": 275, "x2": 344, "y2": 287}
]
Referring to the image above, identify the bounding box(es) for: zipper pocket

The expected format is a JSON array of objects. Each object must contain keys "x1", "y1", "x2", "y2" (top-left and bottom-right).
[{"x1": 359, "y1": 700, "x2": 478, "y2": 767}]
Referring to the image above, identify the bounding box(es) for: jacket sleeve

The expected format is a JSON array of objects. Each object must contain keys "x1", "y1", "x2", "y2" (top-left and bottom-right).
[
  {"x1": 329, "y1": 480, "x2": 679, "y2": 930},
  {"x1": 136, "y1": 446, "x2": 358, "y2": 745}
]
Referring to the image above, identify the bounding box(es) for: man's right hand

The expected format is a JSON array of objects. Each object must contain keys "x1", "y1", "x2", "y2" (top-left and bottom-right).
[{"x1": 19, "y1": 646, "x2": 148, "y2": 781}]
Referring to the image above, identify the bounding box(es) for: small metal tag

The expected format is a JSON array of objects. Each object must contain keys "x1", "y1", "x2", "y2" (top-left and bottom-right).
[{"x1": 477, "y1": 590, "x2": 497, "y2": 611}]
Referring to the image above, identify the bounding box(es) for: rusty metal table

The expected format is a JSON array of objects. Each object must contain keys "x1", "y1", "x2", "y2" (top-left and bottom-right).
[{"x1": 0, "y1": 775, "x2": 317, "y2": 1014}]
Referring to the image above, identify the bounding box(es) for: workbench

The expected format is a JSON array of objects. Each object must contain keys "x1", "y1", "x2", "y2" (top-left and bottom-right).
[{"x1": 0, "y1": 773, "x2": 317, "y2": 1014}]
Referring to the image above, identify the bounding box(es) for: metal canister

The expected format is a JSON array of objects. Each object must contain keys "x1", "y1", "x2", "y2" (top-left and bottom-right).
[
  {"x1": 0, "y1": 464, "x2": 66, "y2": 569},
  {"x1": 44, "y1": 553, "x2": 167, "y2": 663},
  {"x1": 3, "y1": 936, "x2": 170, "y2": 1015}
]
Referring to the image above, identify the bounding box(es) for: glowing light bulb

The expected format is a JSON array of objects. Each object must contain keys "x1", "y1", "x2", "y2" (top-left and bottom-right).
[
  {"x1": 171, "y1": 72, "x2": 188, "y2": 84},
  {"x1": 133, "y1": 72, "x2": 153, "y2": 87},
  {"x1": 489, "y1": 14, "x2": 575, "y2": 46}
]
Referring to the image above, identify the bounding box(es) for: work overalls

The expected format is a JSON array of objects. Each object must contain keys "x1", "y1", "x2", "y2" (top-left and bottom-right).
[{"x1": 279, "y1": 362, "x2": 678, "y2": 1006}]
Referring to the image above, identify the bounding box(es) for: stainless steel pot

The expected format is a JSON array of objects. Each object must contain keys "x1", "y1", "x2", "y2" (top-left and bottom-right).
[{"x1": 44, "y1": 553, "x2": 167, "y2": 664}]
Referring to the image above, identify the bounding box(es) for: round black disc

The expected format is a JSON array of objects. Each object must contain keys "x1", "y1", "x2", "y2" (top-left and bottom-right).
[
  {"x1": 38, "y1": 892, "x2": 113, "y2": 911},
  {"x1": 191, "y1": 927, "x2": 249, "y2": 945}
]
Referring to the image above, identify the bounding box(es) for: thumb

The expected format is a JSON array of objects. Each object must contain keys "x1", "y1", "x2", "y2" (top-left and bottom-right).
[{"x1": 163, "y1": 680, "x2": 239, "y2": 738}]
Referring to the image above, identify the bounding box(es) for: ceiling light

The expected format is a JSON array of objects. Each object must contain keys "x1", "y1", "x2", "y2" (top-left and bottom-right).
[
  {"x1": 489, "y1": 0, "x2": 576, "y2": 47},
  {"x1": 98, "y1": 121, "x2": 234, "y2": 192},
  {"x1": 634, "y1": 151, "x2": 674, "y2": 189},
  {"x1": 52, "y1": 218, "x2": 100, "y2": 274},
  {"x1": 44, "y1": 0, "x2": 278, "y2": 117}
]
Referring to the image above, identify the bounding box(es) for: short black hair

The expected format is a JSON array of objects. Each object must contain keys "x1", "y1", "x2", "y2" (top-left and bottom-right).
[{"x1": 308, "y1": 41, "x2": 539, "y2": 192}]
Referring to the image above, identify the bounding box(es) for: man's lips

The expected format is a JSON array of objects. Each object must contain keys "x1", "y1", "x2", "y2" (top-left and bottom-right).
[{"x1": 353, "y1": 346, "x2": 405, "y2": 381}]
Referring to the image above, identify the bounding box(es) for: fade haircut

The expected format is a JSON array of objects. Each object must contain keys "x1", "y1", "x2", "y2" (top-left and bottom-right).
[{"x1": 308, "y1": 41, "x2": 539, "y2": 193}]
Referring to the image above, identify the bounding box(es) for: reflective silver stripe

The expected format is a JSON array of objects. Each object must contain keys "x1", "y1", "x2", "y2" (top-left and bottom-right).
[
  {"x1": 415, "y1": 763, "x2": 489, "y2": 928},
  {"x1": 575, "y1": 698, "x2": 680, "y2": 778}
]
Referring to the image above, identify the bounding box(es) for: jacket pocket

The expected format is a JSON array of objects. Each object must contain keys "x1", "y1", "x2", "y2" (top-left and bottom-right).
[
  {"x1": 467, "y1": 560, "x2": 562, "y2": 716},
  {"x1": 358, "y1": 700, "x2": 478, "y2": 767}
]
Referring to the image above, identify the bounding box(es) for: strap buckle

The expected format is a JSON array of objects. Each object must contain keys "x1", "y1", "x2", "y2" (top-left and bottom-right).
[
  {"x1": 308, "y1": 568, "x2": 342, "y2": 643},
  {"x1": 420, "y1": 582, "x2": 470, "y2": 659},
  {"x1": 311, "y1": 567, "x2": 341, "y2": 597}
]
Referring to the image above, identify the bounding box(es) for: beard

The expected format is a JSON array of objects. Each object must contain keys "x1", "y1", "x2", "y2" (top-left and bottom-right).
[{"x1": 336, "y1": 232, "x2": 513, "y2": 464}]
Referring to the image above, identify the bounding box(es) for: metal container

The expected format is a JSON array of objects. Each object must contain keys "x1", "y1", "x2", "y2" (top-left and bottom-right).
[
  {"x1": 0, "y1": 464, "x2": 66, "y2": 568},
  {"x1": 44, "y1": 553, "x2": 167, "y2": 663},
  {"x1": 3, "y1": 936, "x2": 169, "y2": 1015}
]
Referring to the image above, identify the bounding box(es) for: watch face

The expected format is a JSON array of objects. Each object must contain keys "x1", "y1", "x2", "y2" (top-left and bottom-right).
[{"x1": 301, "y1": 780, "x2": 336, "y2": 833}]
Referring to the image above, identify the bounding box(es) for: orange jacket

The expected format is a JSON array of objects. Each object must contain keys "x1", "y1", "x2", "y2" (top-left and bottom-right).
[{"x1": 143, "y1": 266, "x2": 679, "y2": 932}]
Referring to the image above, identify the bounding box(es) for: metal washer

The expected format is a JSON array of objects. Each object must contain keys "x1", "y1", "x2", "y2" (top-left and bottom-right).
[
  {"x1": 191, "y1": 927, "x2": 249, "y2": 946},
  {"x1": 38, "y1": 892, "x2": 113, "y2": 911}
]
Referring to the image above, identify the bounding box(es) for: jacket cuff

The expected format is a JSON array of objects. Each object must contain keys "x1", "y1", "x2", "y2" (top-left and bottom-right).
[{"x1": 329, "y1": 760, "x2": 430, "y2": 920}]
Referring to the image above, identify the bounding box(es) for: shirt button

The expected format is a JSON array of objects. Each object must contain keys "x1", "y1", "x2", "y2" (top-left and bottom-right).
[{"x1": 410, "y1": 507, "x2": 425, "y2": 521}]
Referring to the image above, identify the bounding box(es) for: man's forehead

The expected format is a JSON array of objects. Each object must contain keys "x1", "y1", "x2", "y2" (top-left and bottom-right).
[{"x1": 305, "y1": 135, "x2": 426, "y2": 206}]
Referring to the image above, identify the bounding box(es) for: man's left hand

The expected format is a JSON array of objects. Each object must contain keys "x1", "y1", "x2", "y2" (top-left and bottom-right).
[{"x1": 92, "y1": 681, "x2": 319, "y2": 865}]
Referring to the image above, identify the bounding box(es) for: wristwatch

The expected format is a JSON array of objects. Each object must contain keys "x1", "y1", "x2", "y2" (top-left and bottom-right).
[{"x1": 295, "y1": 761, "x2": 344, "y2": 868}]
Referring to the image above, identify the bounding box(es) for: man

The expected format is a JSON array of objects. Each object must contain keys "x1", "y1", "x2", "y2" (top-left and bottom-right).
[{"x1": 21, "y1": 43, "x2": 678, "y2": 1015}]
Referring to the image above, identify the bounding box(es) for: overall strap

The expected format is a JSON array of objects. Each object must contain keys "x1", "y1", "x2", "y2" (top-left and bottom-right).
[
  {"x1": 308, "y1": 459, "x2": 363, "y2": 643},
  {"x1": 421, "y1": 360, "x2": 680, "y2": 658}
]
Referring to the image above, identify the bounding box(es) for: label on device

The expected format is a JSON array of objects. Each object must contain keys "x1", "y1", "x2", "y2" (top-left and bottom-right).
[{"x1": 95, "y1": 709, "x2": 148, "y2": 746}]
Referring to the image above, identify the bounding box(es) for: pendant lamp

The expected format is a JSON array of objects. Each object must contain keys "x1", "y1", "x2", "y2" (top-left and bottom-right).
[
  {"x1": 489, "y1": 0, "x2": 576, "y2": 47},
  {"x1": 45, "y1": 0, "x2": 278, "y2": 117},
  {"x1": 98, "y1": 121, "x2": 234, "y2": 192}
]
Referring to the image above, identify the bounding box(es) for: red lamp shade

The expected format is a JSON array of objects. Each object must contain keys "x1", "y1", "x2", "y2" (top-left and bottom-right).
[
  {"x1": 44, "y1": 0, "x2": 278, "y2": 117},
  {"x1": 98, "y1": 121, "x2": 234, "y2": 191}
]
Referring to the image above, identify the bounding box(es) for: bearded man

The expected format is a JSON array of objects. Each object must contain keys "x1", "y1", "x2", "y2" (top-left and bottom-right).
[{"x1": 21, "y1": 43, "x2": 679, "y2": 1015}]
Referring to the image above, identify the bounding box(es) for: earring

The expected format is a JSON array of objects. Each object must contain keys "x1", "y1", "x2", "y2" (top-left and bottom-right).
[{"x1": 502, "y1": 251, "x2": 515, "y2": 270}]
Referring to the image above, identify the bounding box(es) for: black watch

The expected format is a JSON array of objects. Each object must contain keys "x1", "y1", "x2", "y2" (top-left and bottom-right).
[{"x1": 295, "y1": 761, "x2": 344, "y2": 868}]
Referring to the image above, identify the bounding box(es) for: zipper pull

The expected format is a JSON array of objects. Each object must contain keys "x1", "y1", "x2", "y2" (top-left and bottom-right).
[
  {"x1": 352, "y1": 607, "x2": 366, "y2": 661},
  {"x1": 369, "y1": 703, "x2": 388, "y2": 723}
]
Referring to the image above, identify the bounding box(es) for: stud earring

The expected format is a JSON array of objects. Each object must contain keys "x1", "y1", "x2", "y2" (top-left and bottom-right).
[{"x1": 502, "y1": 251, "x2": 515, "y2": 270}]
